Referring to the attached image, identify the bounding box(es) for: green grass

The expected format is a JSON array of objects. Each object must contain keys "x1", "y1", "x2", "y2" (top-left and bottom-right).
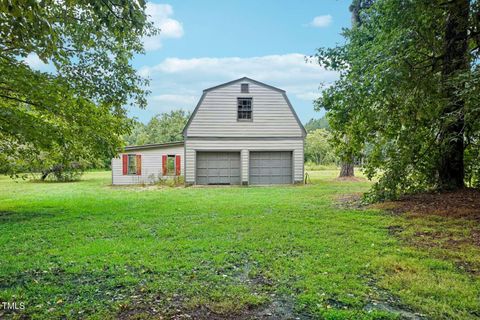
[{"x1": 0, "y1": 171, "x2": 478, "y2": 319}]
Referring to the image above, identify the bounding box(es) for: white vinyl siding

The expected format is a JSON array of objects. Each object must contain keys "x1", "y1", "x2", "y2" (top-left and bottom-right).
[
  {"x1": 111, "y1": 145, "x2": 184, "y2": 185},
  {"x1": 185, "y1": 80, "x2": 304, "y2": 137},
  {"x1": 185, "y1": 138, "x2": 304, "y2": 184}
]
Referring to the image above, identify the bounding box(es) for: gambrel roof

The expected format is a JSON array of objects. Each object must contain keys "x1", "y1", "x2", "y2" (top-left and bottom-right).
[{"x1": 182, "y1": 77, "x2": 307, "y2": 137}]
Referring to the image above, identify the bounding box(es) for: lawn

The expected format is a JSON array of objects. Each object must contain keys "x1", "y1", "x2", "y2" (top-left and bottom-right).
[{"x1": 0, "y1": 170, "x2": 478, "y2": 319}]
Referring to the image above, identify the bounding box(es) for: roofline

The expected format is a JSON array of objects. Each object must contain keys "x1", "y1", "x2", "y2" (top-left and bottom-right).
[
  {"x1": 123, "y1": 141, "x2": 184, "y2": 151},
  {"x1": 183, "y1": 91, "x2": 206, "y2": 136},
  {"x1": 182, "y1": 77, "x2": 306, "y2": 137},
  {"x1": 282, "y1": 92, "x2": 307, "y2": 137},
  {"x1": 203, "y1": 77, "x2": 286, "y2": 93}
]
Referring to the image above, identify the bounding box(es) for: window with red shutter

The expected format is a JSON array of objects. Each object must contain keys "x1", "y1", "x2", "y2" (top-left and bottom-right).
[
  {"x1": 122, "y1": 154, "x2": 128, "y2": 175},
  {"x1": 162, "y1": 155, "x2": 167, "y2": 175},
  {"x1": 136, "y1": 154, "x2": 142, "y2": 175},
  {"x1": 123, "y1": 154, "x2": 139, "y2": 175},
  {"x1": 175, "y1": 155, "x2": 181, "y2": 176}
]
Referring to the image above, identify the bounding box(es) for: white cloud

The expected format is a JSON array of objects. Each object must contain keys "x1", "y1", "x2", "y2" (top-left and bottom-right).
[
  {"x1": 296, "y1": 92, "x2": 321, "y2": 101},
  {"x1": 132, "y1": 53, "x2": 338, "y2": 122},
  {"x1": 152, "y1": 94, "x2": 197, "y2": 105},
  {"x1": 143, "y1": 3, "x2": 184, "y2": 51},
  {"x1": 23, "y1": 53, "x2": 49, "y2": 70},
  {"x1": 310, "y1": 15, "x2": 333, "y2": 28}
]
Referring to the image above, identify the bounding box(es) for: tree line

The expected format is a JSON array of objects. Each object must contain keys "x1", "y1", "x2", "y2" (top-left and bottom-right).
[{"x1": 125, "y1": 110, "x2": 190, "y2": 146}]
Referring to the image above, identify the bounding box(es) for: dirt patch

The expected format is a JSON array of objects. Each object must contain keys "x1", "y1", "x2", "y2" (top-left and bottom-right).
[
  {"x1": 411, "y1": 230, "x2": 480, "y2": 248},
  {"x1": 386, "y1": 225, "x2": 404, "y2": 236},
  {"x1": 374, "y1": 188, "x2": 480, "y2": 276},
  {"x1": 375, "y1": 188, "x2": 480, "y2": 248},
  {"x1": 117, "y1": 294, "x2": 303, "y2": 320},
  {"x1": 169, "y1": 296, "x2": 300, "y2": 320},
  {"x1": 335, "y1": 193, "x2": 365, "y2": 209},
  {"x1": 365, "y1": 279, "x2": 427, "y2": 320},
  {"x1": 376, "y1": 188, "x2": 480, "y2": 221},
  {"x1": 118, "y1": 261, "x2": 306, "y2": 320},
  {"x1": 364, "y1": 301, "x2": 426, "y2": 320},
  {"x1": 455, "y1": 260, "x2": 480, "y2": 276},
  {"x1": 117, "y1": 307, "x2": 160, "y2": 320}
]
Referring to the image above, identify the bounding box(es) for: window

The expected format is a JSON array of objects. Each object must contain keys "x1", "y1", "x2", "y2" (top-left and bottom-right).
[
  {"x1": 167, "y1": 155, "x2": 175, "y2": 175},
  {"x1": 241, "y1": 83, "x2": 249, "y2": 93},
  {"x1": 162, "y1": 154, "x2": 180, "y2": 176},
  {"x1": 122, "y1": 154, "x2": 141, "y2": 175},
  {"x1": 237, "y1": 98, "x2": 252, "y2": 120},
  {"x1": 127, "y1": 154, "x2": 137, "y2": 175}
]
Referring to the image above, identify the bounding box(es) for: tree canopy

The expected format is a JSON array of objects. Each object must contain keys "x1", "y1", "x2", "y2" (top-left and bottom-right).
[
  {"x1": 315, "y1": 0, "x2": 480, "y2": 200},
  {"x1": 304, "y1": 117, "x2": 330, "y2": 132},
  {"x1": 125, "y1": 110, "x2": 190, "y2": 146},
  {"x1": 0, "y1": 0, "x2": 155, "y2": 179},
  {"x1": 304, "y1": 128, "x2": 337, "y2": 165}
]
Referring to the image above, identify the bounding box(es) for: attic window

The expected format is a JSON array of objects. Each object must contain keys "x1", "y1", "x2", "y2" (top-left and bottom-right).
[
  {"x1": 237, "y1": 98, "x2": 252, "y2": 120},
  {"x1": 241, "y1": 83, "x2": 249, "y2": 93}
]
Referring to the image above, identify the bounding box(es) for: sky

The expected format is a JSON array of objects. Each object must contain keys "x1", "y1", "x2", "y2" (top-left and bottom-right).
[{"x1": 27, "y1": 0, "x2": 352, "y2": 124}]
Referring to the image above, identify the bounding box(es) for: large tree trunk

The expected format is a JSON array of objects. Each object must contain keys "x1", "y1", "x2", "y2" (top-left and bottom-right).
[
  {"x1": 339, "y1": 161, "x2": 355, "y2": 177},
  {"x1": 338, "y1": 0, "x2": 370, "y2": 179},
  {"x1": 438, "y1": 0, "x2": 469, "y2": 190}
]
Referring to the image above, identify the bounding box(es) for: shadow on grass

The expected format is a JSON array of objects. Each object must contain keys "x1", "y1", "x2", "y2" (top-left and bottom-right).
[{"x1": 0, "y1": 211, "x2": 55, "y2": 224}]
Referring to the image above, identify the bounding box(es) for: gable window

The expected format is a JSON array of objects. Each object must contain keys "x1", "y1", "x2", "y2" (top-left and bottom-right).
[
  {"x1": 237, "y1": 98, "x2": 252, "y2": 120},
  {"x1": 241, "y1": 83, "x2": 249, "y2": 93}
]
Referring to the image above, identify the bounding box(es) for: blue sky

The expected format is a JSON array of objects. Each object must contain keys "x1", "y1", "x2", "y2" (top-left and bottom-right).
[
  {"x1": 131, "y1": 0, "x2": 352, "y2": 124},
  {"x1": 26, "y1": 0, "x2": 352, "y2": 124}
]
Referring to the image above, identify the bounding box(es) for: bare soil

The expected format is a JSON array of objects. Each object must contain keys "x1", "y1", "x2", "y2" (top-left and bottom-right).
[
  {"x1": 375, "y1": 188, "x2": 480, "y2": 276},
  {"x1": 377, "y1": 188, "x2": 480, "y2": 221}
]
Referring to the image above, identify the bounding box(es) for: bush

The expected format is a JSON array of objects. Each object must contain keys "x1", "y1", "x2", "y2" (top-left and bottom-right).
[{"x1": 154, "y1": 175, "x2": 185, "y2": 187}]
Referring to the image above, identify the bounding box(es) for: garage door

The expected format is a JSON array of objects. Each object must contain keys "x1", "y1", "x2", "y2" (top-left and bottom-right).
[
  {"x1": 249, "y1": 151, "x2": 292, "y2": 185},
  {"x1": 196, "y1": 152, "x2": 241, "y2": 185}
]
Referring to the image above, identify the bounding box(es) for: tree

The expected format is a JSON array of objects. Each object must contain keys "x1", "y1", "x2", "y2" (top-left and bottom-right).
[
  {"x1": 438, "y1": 0, "x2": 470, "y2": 189},
  {"x1": 0, "y1": 0, "x2": 155, "y2": 180},
  {"x1": 304, "y1": 117, "x2": 330, "y2": 132},
  {"x1": 316, "y1": 1, "x2": 373, "y2": 179},
  {"x1": 124, "y1": 110, "x2": 190, "y2": 145},
  {"x1": 145, "y1": 110, "x2": 190, "y2": 143},
  {"x1": 315, "y1": 0, "x2": 480, "y2": 200},
  {"x1": 124, "y1": 120, "x2": 148, "y2": 146},
  {"x1": 304, "y1": 129, "x2": 337, "y2": 165}
]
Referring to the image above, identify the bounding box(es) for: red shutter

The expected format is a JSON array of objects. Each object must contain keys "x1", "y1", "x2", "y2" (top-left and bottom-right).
[
  {"x1": 175, "y1": 155, "x2": 181, "y2": 176},
  {"x1": 162, "y1": 155, "x2": 167, "y2": 175},
  {"x1": 136, "y1": 154, "x2": 142, "y2": 175},
  {"x1": 122, "y1": 154, "x2": 128, "y2": 175}
]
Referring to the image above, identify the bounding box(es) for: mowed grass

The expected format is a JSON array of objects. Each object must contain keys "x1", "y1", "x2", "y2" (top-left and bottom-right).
[{"x1": 0, "y1": 171, "x2": 478, "y2": 319}]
